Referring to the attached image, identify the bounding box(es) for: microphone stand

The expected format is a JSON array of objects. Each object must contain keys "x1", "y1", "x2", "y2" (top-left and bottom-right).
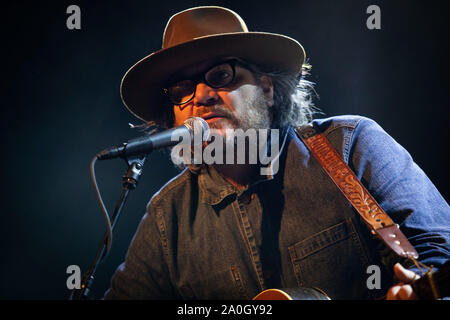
[{"x1": 70, "y1": 154, "x2": 147, "y2": 300}]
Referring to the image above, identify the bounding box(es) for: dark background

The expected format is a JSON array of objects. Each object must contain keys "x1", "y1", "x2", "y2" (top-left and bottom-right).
[{"x1": 1, "y1": 0, "x2": 448, "y2": 299}]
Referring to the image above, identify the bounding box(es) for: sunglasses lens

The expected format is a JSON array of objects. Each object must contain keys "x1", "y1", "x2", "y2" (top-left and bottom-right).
[
  {"x1": 168, "y1": 80, "x2": 196, "y2": 104},
  {"x1": 166, "y1": 61, "x2": 237, "y2": 106},
  {"x1": 205, "y1": 63, "x2": 234, "y2": 88}
]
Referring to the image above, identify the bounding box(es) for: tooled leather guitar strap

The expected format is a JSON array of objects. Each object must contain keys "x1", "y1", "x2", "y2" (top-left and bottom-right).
[{"x1": 296, "y1": 125, "x2": 418, "y2": 259}]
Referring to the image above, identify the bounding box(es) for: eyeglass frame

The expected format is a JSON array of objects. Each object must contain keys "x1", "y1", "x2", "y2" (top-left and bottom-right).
[{"x1": 162, "y1": 59, "x2": 250, "y2": 109}]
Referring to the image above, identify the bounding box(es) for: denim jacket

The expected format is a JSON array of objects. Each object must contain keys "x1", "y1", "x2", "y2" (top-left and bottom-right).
[{"x1": 104, "y1": 115, "x2": 450, "y2": 300}]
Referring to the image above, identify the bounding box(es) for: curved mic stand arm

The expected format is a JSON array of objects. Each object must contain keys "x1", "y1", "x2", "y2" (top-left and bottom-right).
[{"x1": 69, "y1": 154, "x2": 147, "y2": 300}]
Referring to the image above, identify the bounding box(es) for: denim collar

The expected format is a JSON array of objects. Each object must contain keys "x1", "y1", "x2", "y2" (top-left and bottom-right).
[{"x1": 198, "y1": 127, "x2": 289, "y2": 205}]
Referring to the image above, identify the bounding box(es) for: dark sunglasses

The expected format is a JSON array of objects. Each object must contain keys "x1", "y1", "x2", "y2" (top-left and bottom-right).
[{"x1": 163, "y1": 59, "x2": 247, "y2": 108}]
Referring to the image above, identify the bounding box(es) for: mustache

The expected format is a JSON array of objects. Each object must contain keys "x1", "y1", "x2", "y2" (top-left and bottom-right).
[{"x1": 193, "y1": 106, "x2": 239, "y2": 124}]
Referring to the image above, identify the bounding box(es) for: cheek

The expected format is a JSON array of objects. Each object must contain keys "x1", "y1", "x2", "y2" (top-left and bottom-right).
[
  {"x1": 223, "y1": 84, "x2": 258, "y2": 112},
  {"x1": 173, "y1": 106, "x2": 194, "y2": 126}
]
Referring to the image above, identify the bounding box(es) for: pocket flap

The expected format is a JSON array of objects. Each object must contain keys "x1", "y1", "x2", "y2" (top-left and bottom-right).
[{"x1": 289, "y1": 219, "x2": 356, "y2": 261}]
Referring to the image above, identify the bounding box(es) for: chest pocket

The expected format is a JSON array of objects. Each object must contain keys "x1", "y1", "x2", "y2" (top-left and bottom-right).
[{"x1": 288, "y1": 218, "x2": 371, "y2": 299}]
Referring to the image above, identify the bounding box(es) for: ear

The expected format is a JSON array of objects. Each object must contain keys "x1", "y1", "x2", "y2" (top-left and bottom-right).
[{"x1": 259, "y1": 75, "x2": 274, "y2": 107}]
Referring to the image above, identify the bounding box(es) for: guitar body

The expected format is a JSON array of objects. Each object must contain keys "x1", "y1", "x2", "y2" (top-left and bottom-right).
[{"x1": 253, "y1": 287, "x2": 330, "y2": 300}]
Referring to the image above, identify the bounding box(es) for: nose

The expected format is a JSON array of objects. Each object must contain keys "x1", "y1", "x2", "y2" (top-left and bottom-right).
[{"x1": 193, "y1": 82, "x2": 219, "y2": 106}]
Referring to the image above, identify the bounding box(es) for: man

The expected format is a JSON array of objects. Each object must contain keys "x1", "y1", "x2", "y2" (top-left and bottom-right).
[{"x1": 104, "y1": 6, "x2": 449, "y2": 300}]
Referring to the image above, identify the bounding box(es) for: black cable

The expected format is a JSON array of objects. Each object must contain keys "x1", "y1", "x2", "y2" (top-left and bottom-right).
[{"x1": 89, "y1": 156, "x2": 113, "y2": 256}]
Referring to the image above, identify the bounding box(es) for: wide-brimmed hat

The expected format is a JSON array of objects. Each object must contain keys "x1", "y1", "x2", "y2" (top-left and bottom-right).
[{"x1": 121, "y1": 6, "x2": 305, "y2": 123}]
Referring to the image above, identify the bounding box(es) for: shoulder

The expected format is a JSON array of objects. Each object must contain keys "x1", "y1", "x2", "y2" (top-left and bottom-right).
[
  {"x1": 308, "y1": 115, "x2": 414, "y2": 180},
  {"x1": 310, "y1": 114, "x2": 380, "y2": 136},
  {"x1": 146, "y1": 168, "x2": 195, "y2": 209},
  {"x1": 302, "y1": 115, "x2": 387, "y2": 162}
]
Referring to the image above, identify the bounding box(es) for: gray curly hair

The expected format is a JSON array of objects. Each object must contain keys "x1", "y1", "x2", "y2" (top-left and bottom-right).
[{"x1": 249, "y1": 62, "x2": 319, "y2": 129}]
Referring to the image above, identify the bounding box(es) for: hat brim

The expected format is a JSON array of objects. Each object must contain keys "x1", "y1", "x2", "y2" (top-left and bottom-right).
[{"x1": 120, "y1": 32, "x2": 305, "y2": 123}]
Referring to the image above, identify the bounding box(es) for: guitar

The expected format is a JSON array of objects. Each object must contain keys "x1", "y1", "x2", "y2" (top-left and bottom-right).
[
  {"x1": 253, "y1": 261, "x2": 450, "y2": 300},
  {"x1": 254, "y1": 287, "x2": 330, "y2": 300}
]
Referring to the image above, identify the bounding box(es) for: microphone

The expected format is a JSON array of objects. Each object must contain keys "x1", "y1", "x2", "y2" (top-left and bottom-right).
[{"x1": 96, "y1": 117, "x2": 210, "y2": 160}]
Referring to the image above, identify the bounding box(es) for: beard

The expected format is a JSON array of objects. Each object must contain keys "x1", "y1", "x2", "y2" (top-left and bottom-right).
[{"x1": 209, "y1": 85, "x2": 272, "y2": 132}]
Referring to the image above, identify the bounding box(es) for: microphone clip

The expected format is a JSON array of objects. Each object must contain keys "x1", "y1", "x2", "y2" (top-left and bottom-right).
[{"x1": 122, "y1": 155, "x2": 147, "y2": 190}]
